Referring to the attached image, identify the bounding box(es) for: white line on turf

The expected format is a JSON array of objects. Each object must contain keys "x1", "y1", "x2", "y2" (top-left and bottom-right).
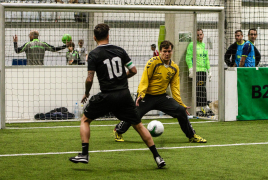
[
  {"x1": 5, "y1": 121, "x2": 216, "y2": 130},
  {"x1": 1, "y1": 142, "x2": 268, "y2": 157}
]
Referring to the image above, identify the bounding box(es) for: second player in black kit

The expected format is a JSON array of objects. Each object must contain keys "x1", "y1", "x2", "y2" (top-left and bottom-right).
[{"x1": 69, "y1": 23, "x2": 166, "y2": 168}]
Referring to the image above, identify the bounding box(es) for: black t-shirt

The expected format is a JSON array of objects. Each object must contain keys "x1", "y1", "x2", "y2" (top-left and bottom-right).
[{"x1": 88, "y1": 44, "x2": 131, "y2": 92}]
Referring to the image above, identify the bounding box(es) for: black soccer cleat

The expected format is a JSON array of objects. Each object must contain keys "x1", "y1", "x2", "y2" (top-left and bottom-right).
[
  {"x1": 155, "y1": 156, "x2": 166, "y2": 168},
  {"x1": 69, "y1": 153, "x2": 89, "y2": 164}
]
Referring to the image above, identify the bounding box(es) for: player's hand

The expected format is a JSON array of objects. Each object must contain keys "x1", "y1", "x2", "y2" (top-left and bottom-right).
[
  {"x1": 13, "y1": 35, "x2": 18, "y2": 42},
  {"x1": 81, "y1": 93, "x2": 89, "y2": 104},
  {"x1": 185, "y1": 106, "x2": 191, "y2": 115},
  {"x1": 136, "y1": 96, "x2": 143, "y2": 106},
  {"x1": 208, "y1": 70, "x2": 212, "y2": 82},
  {"x1": 69, "y1": 60, "x2": 74, "y2": 65},
  {"x1": 189, "y1": 68, "x2": 193, "y2": 78}
]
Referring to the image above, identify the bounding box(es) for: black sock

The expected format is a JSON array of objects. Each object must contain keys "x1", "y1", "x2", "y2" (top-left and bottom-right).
[
  {"x1": 149, "y1": 145, "x2": 160, "y2": 158},
  {"x1": 82, "y1": 143, "x2": 89, "y2": 155}
]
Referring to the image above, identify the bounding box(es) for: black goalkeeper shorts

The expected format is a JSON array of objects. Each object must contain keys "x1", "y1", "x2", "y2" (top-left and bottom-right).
[{"x1": 84, "y1": 89, "x2": 141, "y2": 125}]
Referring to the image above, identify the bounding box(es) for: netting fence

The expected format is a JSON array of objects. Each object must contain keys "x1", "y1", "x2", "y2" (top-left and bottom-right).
[{"x1": 0, "y1": 4, "x2": 224, "y2": 127}]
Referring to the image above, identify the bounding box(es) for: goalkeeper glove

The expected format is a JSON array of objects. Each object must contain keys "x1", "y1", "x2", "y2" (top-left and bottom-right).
[
  {"x1": 207, "y1": 70, "x2": 212, "y2": 82},
  {"x1": 189, "y1": 68, "x2": 193, "y2": 78}
]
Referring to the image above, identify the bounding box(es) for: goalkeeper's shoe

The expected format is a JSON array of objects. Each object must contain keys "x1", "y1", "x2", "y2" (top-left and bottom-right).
[
  {"x1": 155, "y1": 156, "x2": 166, "y2": 168},
  {"x1": 69, "y1": 153, "x2": 89, "y2": 164},
  {"x1": 189, "y1": 134, "x2": 207, "y2": 143},
  {"x1": 113, "y1": 129, "x2": 124, "y2": 142}
]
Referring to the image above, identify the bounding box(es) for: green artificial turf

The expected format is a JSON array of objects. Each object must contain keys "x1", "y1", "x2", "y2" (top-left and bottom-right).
[{"x1": 1, "y1": 119, "x2": 268, "y2": 180}]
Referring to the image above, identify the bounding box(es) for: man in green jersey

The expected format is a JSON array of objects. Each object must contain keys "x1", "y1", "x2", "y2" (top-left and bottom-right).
[
  {"x1": 186, "y1": 29, "x2": 212, "y2": 116},
  {"x1": 13, "y1": 30, "x2": 69, "y2": 65}
]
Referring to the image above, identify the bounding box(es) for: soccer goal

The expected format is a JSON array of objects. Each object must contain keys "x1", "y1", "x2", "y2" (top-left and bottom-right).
[{"x1": 0, "y1": 3, "x2": 224, "y2": 128}]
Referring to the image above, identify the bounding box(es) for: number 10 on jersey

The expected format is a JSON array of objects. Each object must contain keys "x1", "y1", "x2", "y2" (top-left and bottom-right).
[{"x1": 103, "y1": 57, "x2": 123, "y2": 79}]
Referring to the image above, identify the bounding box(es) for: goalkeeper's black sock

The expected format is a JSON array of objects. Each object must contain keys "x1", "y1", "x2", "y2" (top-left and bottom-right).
[
  {"x1": 149, "y1": 145, "x2": 160, "y2": 158},
  {"x1": 82, "y1": 143, "x2": 89, "y2": 155}
]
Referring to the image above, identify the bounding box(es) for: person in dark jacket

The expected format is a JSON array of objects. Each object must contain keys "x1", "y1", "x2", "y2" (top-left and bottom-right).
[{"x1": 224, "y1": 30, "x2": 261, "y2": 67}]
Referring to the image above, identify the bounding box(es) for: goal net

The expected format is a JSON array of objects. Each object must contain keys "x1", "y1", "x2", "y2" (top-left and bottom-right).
[{"x1": 0, "y1": 3, "x2": 224, "y2": 127}]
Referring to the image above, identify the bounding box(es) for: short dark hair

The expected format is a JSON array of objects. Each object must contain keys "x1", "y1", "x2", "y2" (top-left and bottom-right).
[
  {"x1": 68, "y1": 42, "x2": 75, "y2": 48},
  {"x1": 248, "y1": 28, "x2": 257, "y2": 35},
  {"x1": 197, "y1": 29, "x2": 203, "y2": 33},
  {"x1": 235, "y1": 30, "x2": 243, "y2": 35},
  {"x1": 160, "y1": 40, "x2": 173, "y2": 51},
  {"x1": 151, "y1": 44, "x2": 156, "y2": 48},
  {"x1": 94, "y1": 24, "x2": 110, "y2": 41},
  {"x1": 78, "y1": 39, "x2": 84, "y2": 43}
]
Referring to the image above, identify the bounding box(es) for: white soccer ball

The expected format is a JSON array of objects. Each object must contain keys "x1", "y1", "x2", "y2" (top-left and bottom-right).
[{"x1": 147, "y1": 120, "x2": 164, "y2": 137}]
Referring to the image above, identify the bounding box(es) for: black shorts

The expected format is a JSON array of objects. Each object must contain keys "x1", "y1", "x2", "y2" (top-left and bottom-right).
[
  {"x1": 137, "y1": 93, "x2": 186, "y2": 118},
  {"x1": 84, "y1": 89, "x2": 141, "y2": 125}
]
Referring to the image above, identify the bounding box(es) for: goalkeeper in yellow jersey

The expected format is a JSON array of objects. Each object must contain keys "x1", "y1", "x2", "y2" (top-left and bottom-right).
[{"x1": 113, "y1": 40, "x2": 207, "y2": 143}]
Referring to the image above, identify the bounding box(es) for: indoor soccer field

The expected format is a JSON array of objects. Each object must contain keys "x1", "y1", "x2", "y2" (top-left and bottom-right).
[
  {"x1": 1, "y1": 1, "x2": 268, "y2": 180},
  {"x1": 1, "y1": 118, "x2": 268, "y2": 180}
]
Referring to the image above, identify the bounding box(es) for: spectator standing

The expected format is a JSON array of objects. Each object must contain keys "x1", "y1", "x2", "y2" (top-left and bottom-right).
[
  {"x1": 240, "y1": 29, "x2": 258, "y2": 67},
  {"x1": 66, "y1": 42, "x2": 80, "y2": 65},
  {"x1": 13, "y1": 30, "x2": 68, "y2": 65},
  {"x1": 151, "y1": 44, "x2": 159, "y2": 57},
  {"x1": 186, "y1": 29, "x2": 213, "y2": 117},
  {"x1": 224, "y1": 30, "x2": 261, "y2": 67}
]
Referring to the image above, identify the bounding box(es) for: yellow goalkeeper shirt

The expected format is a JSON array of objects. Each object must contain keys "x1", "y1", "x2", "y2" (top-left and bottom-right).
[{"x1": 137, "y1": 56, "x2": 187, "y2": 108}]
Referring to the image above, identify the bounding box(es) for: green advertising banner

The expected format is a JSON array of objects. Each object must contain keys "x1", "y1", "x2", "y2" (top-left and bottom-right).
[
  {"x1": 158, "y1": 25, "x2": 166, "y2": 51},
  {"x1": 237, "y1": 68, "x2": 268, "y2": 120}
]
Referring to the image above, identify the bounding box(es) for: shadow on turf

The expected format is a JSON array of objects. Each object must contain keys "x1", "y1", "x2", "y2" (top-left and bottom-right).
[
  {"x1": 72, "y1": 168, "x2": 93, "y2": 172},
  {"x1": 72, "y1": 167, "x2": 167, "y2": 172},
  {"x1": 122, "y1": 139, "x2": 189, "y2": 145}
]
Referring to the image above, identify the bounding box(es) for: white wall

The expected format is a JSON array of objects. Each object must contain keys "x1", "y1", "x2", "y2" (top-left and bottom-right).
[
  {"x1": 225, "y1": 68, "x2": 238, "y2": 121},
  {"x1": 5, "y1": 65, "x2": 157, "y2": 121}
]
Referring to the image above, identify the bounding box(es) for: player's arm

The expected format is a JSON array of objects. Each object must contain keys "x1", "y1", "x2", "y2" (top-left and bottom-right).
[
  {"x1": 239, "y1": 43, "x2": 251, "y2": 67},
  {"x1": 81, "y1": 70, "x2": 95, "y2": 104},
  {"x1": 170, "y1": 67, "x2": 187, "y2": 108},
  {"x1": 239, "y1": 56, "x2": 246, "y2": 67},
  {"x1": 14, "y1": 42, "x2": 27, "y2": 53},
  {"x1": 137, "y1": 59, "x2": 155, "y2": 99},
  {"x1": 43, "y1": 42, "x2": 67, "y2": 52},
  {"x1": 255, "y1": 46, "x2": 261, "y2": 66},
  {"x1": 13, "y1": 35, "x2": 27, "y2": 53},
  {"x1": 122, "y1": 50, "x2": 137, "y2": 78},
  {"x1": 85, "y1": 50, "x2": 88, "y2": 62},
  {"x1": 81, "y1": 53, "x2": 95, "y2": 103},
  {"x1": 204, "y1": 49, "x2": 212, "y2": 80},
  {"x1": 205, "y1": 49, "x2": 210, "y2": 70},
  {"x1": 224, "y1": 44, "x2": 235, "y2": 67},
  {"x1": 85, "y1": 71, "x2": 95, "y2": 95},
  {"x1": 185, "y1": 42, "x2": 193, "y2": 69},
  {"x1": 125, "y1": 61, "x2": 137, "y2": 78},
  {"x1": 68, "y1": 60, "x2": 74, "y2": 65}
]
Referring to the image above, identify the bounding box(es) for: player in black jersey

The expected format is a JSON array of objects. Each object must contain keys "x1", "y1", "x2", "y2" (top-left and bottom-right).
[{"x1": 69, "y1": 24, "x2": 166, "y2": 168}]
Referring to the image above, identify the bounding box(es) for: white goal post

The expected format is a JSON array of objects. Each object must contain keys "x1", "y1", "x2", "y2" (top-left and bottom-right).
[{"x1": 0, "y1": 3, "x2": 224, "y2": 129}]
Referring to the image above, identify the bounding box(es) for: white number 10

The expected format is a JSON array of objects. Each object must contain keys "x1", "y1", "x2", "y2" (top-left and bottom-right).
[{"x1": 103, "y1": 57, "x2": 123, "y2": 79}]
